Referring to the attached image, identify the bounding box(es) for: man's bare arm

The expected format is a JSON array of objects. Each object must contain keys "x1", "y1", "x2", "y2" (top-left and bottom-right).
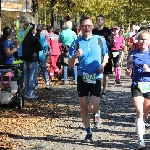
[
  {"x1": 68, "y1": 55, "x2": 77, "y2": 67},
  {"x1": 68, "y1": 48, "x2": 83, "y2": 67}
]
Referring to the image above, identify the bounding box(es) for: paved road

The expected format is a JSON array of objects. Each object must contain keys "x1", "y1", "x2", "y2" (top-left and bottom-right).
[{"x1": 0, "y1": 70, "x2": 150, "y2": 150}]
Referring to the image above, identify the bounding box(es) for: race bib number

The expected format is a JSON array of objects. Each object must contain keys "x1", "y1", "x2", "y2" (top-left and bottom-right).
[
  {"x1": 138, "y1": 82, "x2": 150, "y2": 93},
  {"x1": 112, "y1": 51, "x2": 119, "y2": 58},
  {"x1": 82, "y1": 72, "x2": 96, "y2": 84}
]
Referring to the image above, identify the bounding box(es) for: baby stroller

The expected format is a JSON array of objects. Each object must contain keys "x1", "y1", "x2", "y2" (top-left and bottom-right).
[{"x1": 0, "y1": 65, "x2": 24, "y2": 109}]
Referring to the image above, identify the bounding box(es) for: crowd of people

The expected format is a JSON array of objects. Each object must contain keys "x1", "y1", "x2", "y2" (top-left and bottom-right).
[{"x1": 0, "y1": 14, "x2": 150, "y2": 149}]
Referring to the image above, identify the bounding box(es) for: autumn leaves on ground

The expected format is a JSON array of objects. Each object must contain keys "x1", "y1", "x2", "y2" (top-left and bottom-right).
[{"x1": 0, "y1": 76, "x2": 79, "y2": 150}]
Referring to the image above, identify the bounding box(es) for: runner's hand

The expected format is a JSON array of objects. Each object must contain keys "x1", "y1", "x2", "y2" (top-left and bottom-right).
[
  {"x1": 125, "y1": 69, "x2": 132, "y2": 76},
  {"x1": 98, "y1": 64, "x2": 104, "y2": 73},
  {"x1": 143, "y1": 64, "x2": 150, "y2": 72},
  {"x1": 74, "y1": 48, "x2": 83, "y2": 58}
]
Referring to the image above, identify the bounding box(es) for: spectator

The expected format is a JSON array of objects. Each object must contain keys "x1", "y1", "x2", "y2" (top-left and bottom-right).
[
  {"x1": 46, "y1": 28, "x2": 61, "y2": 80},
  {"x1": 35, "y1": 26, "x2": 52, "y2": 90},
  {"x1": 58, "y1": 21, "x2": 77, "y2": 84},
  {"x1": 22, "y1": 23, "x2": 43, "y2": 99},
  {"x1": 0, "y1": 27, "x2": 19, "y2": 65}
]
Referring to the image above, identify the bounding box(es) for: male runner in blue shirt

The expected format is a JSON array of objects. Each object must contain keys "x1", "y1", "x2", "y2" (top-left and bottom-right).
[{"x1": 68, "y1": 16, "x2": 108, "y2": 142}]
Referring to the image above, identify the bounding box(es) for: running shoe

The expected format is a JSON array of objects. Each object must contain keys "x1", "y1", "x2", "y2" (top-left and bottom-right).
[
  {"x1": 100, "y1": 93, "x2": 106, "y2": 102},
  {"x1": 45, "y1": 84, "x2": 53, "y2": 90},
  {"x1": 138, "y1": 140, "x2": 146, "y2": 149},
  {"x1": 83, "y1": 133, "x2": 93, "y2": 143},
  {"x1": 115, "y1": 79, "x2": 120, "y2": 84},
  {"x1": 93, "y1": 111, "x2": 101, "y2": 128},
  {"x1": 26, "y1": 94, "x2": 38, "y2": 99}
]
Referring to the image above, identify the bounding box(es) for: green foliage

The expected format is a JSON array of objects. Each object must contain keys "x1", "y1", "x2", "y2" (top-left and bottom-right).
[{"x1": 37, "y1": 0, "x2": 150, "y2": 27}]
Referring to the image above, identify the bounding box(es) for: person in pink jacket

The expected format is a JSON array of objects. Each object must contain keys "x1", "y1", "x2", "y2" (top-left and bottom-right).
[
  {"x1": 46, "y1": 27, "x2": 61, "y2": 80},
  {"x1": 111, "y1": 26, "x2": 125, "y2": 84}
]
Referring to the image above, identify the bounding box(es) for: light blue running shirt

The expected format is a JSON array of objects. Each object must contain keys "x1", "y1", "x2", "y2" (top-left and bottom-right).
[{"x1": 69, "y1": 35, "x2": 108, "y2": 79}]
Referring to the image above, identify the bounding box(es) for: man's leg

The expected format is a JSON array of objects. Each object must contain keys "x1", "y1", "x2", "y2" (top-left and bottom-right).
[
  {"x1": 88, "y1": 79, "x2": 101, "y2": 129},
  {"x1": 23, "y1": 62, "x2": 29, "y2": 97},
  {"x1": 79, "y1": 96, "x2": 89, "y2": 128},
  {"x1": 49, "y1": 56, "x2": 55, "y2": 80},
  {"x1": 77, "y1": 76, "x2": 93, "y2": 142},
  {"x1": 101, "y1": 56, "x2": 112, "y2": 102},
  {"x1": 102, "y1": 74, "x2": 109, "y2": 94},
  {"x1": 89, "y1": 96, "x2": 100, "y2": 113},
  {"x1": 54, "y1": 55, "x2": 61, "y2": 74},
  {"x1": 80, "y1": 95, "x2": 100, "y2": 143},
  {"x1": 28, "y1": 61, "x2": 38, "y2": 98},
  {"x1": 20, "y1": 62, "x2": 24, "y2": 88},
  {"x1": 39, "y1": 60, "x2": 52, "y2": 89},
  {"x1": 63, "y1": 64, "x2": 68, "y2": 85}
]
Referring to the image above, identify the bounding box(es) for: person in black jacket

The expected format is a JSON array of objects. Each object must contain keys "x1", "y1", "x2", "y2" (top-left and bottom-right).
[
  {"x1": 92, "y1": 14, "x2": 114, "y2": 128},
  {"x1": 22, "y1": 23, "x2": 43, "y2": 99}
]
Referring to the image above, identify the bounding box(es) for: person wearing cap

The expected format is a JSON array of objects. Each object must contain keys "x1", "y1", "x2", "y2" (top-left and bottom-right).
[
  {"x1": 22, "y1": 23, "x2": 43, "y2": 99},
  {"x1": 111, "y1": 26, "x2": 125, "y2": 84}
]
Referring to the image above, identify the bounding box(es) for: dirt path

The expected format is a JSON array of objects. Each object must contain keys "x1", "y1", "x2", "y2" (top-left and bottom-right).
[{"x1": 0, "y1": 70, "x2": 150, "y2": 150}]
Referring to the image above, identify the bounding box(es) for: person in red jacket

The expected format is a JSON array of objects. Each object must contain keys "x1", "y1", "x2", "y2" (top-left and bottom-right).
[{"x1": 46, "y1": 27, "x2": 61, "y2": 80}]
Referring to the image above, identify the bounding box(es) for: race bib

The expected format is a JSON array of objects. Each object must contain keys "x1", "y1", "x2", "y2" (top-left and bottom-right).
[
  {"x1": 138, "y1": 82, "x2": 150, "y2": 93},
  {"x1": 112, "y1": 51, "x2": 119, "y2": 58},
  {"x1": 82, "y1": 72, "x2": 96, "y2": 84}
]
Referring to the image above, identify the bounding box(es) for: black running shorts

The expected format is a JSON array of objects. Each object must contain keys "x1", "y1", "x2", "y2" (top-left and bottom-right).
[
  {"x1": 77, "y1": 76, "x2": 101, "y2": 97},
  {"x1": 131, "y1": 84, "x2": 150, "y2": 99},
  {"x1": 111, "y1": 50, "x2": 123, "y2": 68},
  {"x1": 103, "y1": 51, "x2": 113, "y2": 74},
  {"x1": 103, "y1": 57, "x2": 113, "y2": 74}
]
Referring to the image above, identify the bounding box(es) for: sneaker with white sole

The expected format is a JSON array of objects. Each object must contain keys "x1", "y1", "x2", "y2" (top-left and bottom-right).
[
  {"x1": 34, "y1": 86, "x2": 38, "y2": 90},
  {"x1": 83, "y1": 133, "x2": 93, "y2": 143},
  {"x1": 26, "y1": 94, "x2": 38, "y2": 99},
  {"x1": 138, "y1": 140, "x2": 145, "y2": 149},
  {"x1": 45, "y1": 84, "x2": 53, "y2": 90},
  {"x1": 100, "y1": 93, "x2": 106, "y2": 102},
  {"x1": 93, "y1": 110, "x2": 101, "y2": 128}
]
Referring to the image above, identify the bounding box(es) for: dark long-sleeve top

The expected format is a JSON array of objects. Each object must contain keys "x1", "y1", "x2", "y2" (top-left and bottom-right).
[{"x1": 22, "y1": 33, "x2": 43, "y2": 62}]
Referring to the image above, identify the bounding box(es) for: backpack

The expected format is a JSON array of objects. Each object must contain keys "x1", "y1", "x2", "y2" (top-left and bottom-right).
[{"x1": 0, "y1": 44, "x2": 5, "y2": 65}]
